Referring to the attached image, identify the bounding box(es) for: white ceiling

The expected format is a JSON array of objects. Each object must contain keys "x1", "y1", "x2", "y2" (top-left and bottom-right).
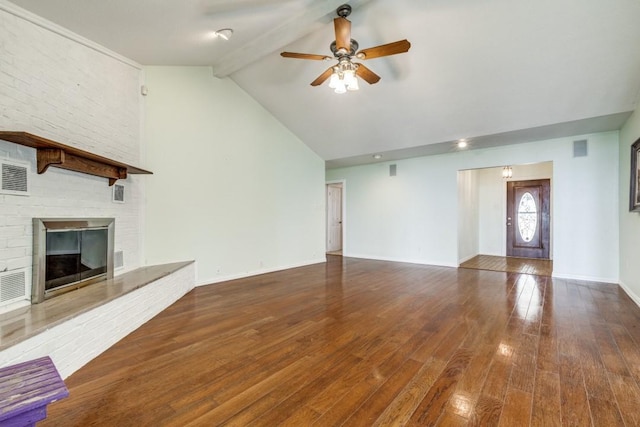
[{"x1": 8, "y1": 0, "x2": 640, "y2": 167}]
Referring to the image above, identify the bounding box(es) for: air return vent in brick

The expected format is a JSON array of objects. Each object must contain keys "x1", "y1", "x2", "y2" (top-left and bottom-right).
[
  {"x1": 0, "y1": 159, "x2": 29, "y2": 196},
  {"x1": 0, "y1": 269, "x2": 27, "y2": 306},
  {"x1": 113, "y1": 183, "x2": 125, "y2": 203},
  {"x1": 114, "y1": 251, "x2": 124, "y2": 269}
]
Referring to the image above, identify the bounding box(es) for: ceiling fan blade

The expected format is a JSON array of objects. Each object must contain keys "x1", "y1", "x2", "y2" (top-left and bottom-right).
[
  {"x1": 355, "y1": 64, "x2": 381, "y2": 84},
  {"x1": 334, "y1": 17, "x2": 352, "y2": 52},
  {"x1": 356, "y1": 39, "x2": 411, "y2": 60},
  {"x1": 281, "y1": 52, "x2": 332, "y2": 61},
  {"x1": 311, "y1": 67, "x2": 335, "y2": 86}
]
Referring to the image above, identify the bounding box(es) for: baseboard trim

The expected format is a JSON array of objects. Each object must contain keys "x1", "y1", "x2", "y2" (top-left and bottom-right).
[
  {"x1": 457, "y1": 253, "x2": 478, "y2": 264},
  {"x1": 196, "y1": 257, "x2": 327, "y2": 286},
  {"x1": 618, "y1": 280, "x2": 640, "y2": 308},
  {"x1": 551, "y1": 272, "x2": 618, "y2": 284}
]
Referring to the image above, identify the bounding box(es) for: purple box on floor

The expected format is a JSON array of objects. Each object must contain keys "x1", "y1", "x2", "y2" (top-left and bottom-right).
[{"x1": 0, "y1": 356, "x2": 69, "y2": 427}]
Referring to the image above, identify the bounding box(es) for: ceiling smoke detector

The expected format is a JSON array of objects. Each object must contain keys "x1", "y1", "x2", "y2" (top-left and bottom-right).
[{"x1": 214, "y1": 28, "x2": 233, "y2": 41}]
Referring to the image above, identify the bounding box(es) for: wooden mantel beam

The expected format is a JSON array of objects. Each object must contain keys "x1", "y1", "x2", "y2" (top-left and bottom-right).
[{"x1": 0, "y1": 131, "x2": 151, "y2": 186}]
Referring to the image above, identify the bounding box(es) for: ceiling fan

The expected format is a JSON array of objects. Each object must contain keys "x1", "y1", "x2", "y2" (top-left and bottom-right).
[{"x1": 280, "y1": 4, "x2": 411, "y2": 93}]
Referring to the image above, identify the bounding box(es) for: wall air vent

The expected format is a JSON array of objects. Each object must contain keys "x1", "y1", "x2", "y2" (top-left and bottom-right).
[
  {"x1": 114, "y1": 250, "x2": 124, "y2": 269},
  {"x1": 573, "y1": 139, "x2": 588, "y2": 158},
  {"x1": 113, "y1": 183, "x2": 125, "y2": 203},
  {"x1": 1, "y1": 159, "x2": 29, "y2": 195},
  {"x1": 0, "y1": 269, "x2": 28, "y2": 306}
]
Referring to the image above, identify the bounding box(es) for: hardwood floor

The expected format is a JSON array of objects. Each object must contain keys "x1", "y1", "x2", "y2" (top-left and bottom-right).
[
  {"x1": 41, "y1": 255, "x2": 640, "y2": 426},
  {"x1": 460, "y1": 254, "x2": 553, "y2": 276}
]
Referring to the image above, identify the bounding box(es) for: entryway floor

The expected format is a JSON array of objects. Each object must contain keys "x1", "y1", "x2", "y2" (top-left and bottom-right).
[
  {"x1": 326, "y1": 250, "x2": 342, "y2": 256},
  {"x1": 459, "y1": 254, "x2": 553, "y2": 276}
]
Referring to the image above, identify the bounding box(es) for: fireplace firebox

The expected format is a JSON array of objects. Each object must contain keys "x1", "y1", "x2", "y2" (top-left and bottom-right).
[{"x1": 32, "y1": 218, "x2": 114, "y2": 303}]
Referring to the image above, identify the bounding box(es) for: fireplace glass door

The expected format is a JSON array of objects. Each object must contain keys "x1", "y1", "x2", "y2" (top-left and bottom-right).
[
  {"x1": 32, "y1": 218, "x2": 114, "y2": 303},
  {"x1": 45, "y1": 228, "x2": 109, "y2": 291}
]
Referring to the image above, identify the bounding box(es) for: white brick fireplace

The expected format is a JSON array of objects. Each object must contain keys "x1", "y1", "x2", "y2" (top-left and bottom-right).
[
  {"x1": 0, "y1": 1, "x2": 144, "y2": 313},
  {"x1": 0, "y1": 2, "x2": 197, "y2": 378}
]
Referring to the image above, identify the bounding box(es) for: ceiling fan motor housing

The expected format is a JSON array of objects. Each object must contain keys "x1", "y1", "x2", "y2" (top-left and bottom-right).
[
  {"x1": 336, "y1": 4, "x2": 352, "y2": 18},
  {"x1": 330, "y1": 39, "x2": 359, "y2": 57}
]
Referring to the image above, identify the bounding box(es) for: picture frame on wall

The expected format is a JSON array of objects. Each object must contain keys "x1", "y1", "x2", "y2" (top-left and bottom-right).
[{"x1": 630, "y1": 138, "x2": 640, "y2": 212}]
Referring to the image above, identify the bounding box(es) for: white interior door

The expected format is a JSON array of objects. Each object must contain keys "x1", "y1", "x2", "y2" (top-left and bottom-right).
[{"x1": 327, "y1": 184, "x2": 342, "y2": 252}]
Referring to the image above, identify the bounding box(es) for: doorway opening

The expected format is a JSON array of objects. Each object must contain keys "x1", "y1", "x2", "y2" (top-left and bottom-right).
[
  {"x1": 326, "y1": 181, "x2": 344, "y2": 255},
  {"x1": 457, "y1": 162, "x2": 553, "y2": 275}
]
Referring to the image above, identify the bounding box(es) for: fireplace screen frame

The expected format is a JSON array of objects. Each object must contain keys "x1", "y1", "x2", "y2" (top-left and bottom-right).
[{"x1": 32, "y1": 218, "x2": 114, "y2": 303}]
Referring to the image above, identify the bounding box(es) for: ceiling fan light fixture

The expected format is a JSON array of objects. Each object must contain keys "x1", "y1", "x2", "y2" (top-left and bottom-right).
[
  {"x1": 343, "y1": 69, "x2": 357, "y2": 89},
  {"x1": 214, "y1": 28, "x2": 233, "y2": 41},
  {"x1": 329, "y1": 59, "x2": 359, "y2": 93},
  {"x1": 329, "y1": 70, "x2": 341, "y2": 89},
  {"x1": 347, "y1": 75, "x2": 359, "y2": 91},
  {"x1": 334, "y1": 79, "x2": 347, "y2": 94}
]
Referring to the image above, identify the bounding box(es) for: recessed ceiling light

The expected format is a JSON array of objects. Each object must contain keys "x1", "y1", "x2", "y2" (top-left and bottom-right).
[
  {"x1": 373, "y1": 154, "x2": 382, "y2": 159},
  {"x1": 214, "y1": 28, "x2": 233, "y2": 41},
  {"x1": 457, "y1": 139, "x2": 468, "y2": 149}
]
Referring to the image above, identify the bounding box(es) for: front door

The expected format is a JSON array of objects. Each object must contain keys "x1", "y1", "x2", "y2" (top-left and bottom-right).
[{"x1": 506, "y1": 179, "x2": 550, "y2": 259}]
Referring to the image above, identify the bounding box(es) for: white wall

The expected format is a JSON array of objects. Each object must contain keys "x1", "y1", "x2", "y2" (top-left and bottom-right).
[
  {"x1": 327, "y1": 159, "x2": 460, "y2": 266},
  {"x1": 477, "y1": 168, "x2": 504, "y2": 256},
  {"x1": 143, "y1": 67, "x2": 326, "y2": 285},
  {"x1": 327, "y1": 132, "x2": 619, "y2": 281},
  {"x1": 619, "y1": 109, "x2": 640, "y2": 304},
  {"x1": 0, "y1": 2, "x2": 145, "y2": 312},
  {"x1": 457, "y1": 169, "x2": 479, "y2": 263}
]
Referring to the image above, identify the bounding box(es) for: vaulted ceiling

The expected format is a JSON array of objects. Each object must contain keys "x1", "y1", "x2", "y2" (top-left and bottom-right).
[{"x1": 8, "y1": 0, "x2": 640, "y2": 167}]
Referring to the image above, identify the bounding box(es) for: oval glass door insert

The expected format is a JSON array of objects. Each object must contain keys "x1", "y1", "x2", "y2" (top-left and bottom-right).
[{"x1": 517, "y1": 192, "x2": 537, "y2": 242}]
